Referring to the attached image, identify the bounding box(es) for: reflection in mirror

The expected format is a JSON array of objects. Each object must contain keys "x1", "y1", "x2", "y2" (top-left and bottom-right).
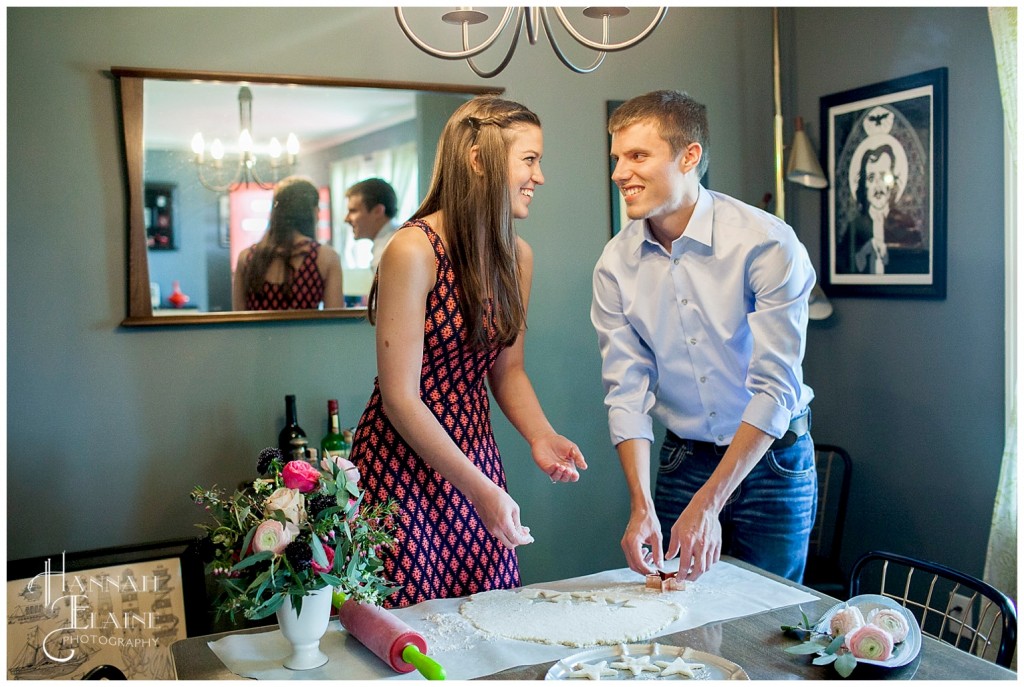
[{"x1": 113, "y1": 67, "x2": 500, "y2": 325}]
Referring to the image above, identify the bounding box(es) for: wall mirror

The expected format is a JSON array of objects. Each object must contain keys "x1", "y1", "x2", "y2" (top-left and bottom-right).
[{"x1": 112, "y1": 67, "x2": 500, "y2": 326}]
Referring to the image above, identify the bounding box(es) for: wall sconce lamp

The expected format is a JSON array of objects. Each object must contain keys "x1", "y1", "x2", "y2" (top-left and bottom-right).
[
  {"x1": 787, "y1": 116, "x2": 828, "y2": 189},
  {"x1": 394, "y1": 7, "x2": 668, "y2": 78},
  {"x1": 189, "y1": 86, "x2": 299, "y2": 193}
]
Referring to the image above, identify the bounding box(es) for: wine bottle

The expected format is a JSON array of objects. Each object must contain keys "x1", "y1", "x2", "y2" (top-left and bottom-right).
[
  {"x1": 321, "y1": 399, "x2": 351, "y2": 459},
  {"x1": 278, "y1": 394, "x2": 307, "y2": 460}
]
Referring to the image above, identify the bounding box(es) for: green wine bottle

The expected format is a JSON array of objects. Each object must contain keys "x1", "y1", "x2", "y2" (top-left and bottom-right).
[{"x1": 321, "y1": 399, "x2": 351, "y2": 459}]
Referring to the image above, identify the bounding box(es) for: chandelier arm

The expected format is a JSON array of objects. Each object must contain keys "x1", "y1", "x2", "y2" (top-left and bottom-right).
[
  {"x1": 244, "y1": 161, "x2": 276, "y2": 191},
  {"x1": 394, "y1": 7, "x2": 518, "y2": 60},
  {"x1": 195, "y1": 161, "x2": 242, "y2": 194},
  {"x1": 539, "y1": 8, "x2": 606, "y2": 74},
  {"x1": 551, "y1": 7, "x2": 667, "y2": 52},
  {"x1": 466, "y1": 10, "x2": 527, "y2": 78}
]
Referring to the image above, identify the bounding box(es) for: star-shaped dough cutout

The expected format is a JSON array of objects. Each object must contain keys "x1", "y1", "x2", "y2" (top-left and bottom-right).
[
  {"x1": 610, "y1": 654, "x2": 660, "y2": 677},
  {"x1": 655, "y1": 656, "x2": 706, "y2": 678},
  {"x1": 568, "y1": 660, "x2": 618, "y2": 680}
]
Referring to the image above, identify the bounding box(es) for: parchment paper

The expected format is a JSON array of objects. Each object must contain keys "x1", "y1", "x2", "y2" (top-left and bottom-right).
[{"x1": 208, "y1": 561, "x2": 817, "y2": 680}]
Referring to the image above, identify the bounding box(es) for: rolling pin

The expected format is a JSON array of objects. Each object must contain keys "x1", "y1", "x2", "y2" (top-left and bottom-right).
[{"x1": 338, "y1": 598, "x2": 446, "y2": 680}]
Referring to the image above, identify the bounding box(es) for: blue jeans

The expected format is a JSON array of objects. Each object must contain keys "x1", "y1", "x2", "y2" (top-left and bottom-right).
[{"x1": 653, "y1": 431, "x2": 817, "y2": 582}]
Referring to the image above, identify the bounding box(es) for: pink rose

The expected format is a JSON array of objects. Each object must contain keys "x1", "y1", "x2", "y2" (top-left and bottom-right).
[
  {"x1": 829, "y1": 605, "x2": 865, "y2": 637},
  {"x1": 846, "y1": 624, "x2": 894, "y2": 661},
  {"x1": 282, "y1": 460, "x2": 320, "y2": 493},
  {"x1": 252, "y1": 520, "x2": 299, "y2": 555},
  {"x1": 312, "y1": 544, "x2": 335, "y2": 574},
  {"x1": 264, "y1": 487, "x2": 305, "y2": 525},
  {"x1": 867, "y1": 608, "x2": 910, "y2": 643},
  {"x1": 320, "y1": 455, "x2": 360, "y2": 486}
]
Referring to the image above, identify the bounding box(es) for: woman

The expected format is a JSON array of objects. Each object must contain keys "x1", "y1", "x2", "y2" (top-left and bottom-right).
[
  {"x1": 232, "y1": 176, "x2": 343, "y2": 310},
  {"x1": 349, "y1": 95, "x2": 587, "y2": 607}
]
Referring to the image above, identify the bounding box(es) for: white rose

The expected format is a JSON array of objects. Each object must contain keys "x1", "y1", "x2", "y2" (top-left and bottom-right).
[{"x1": 264, "y1": 487, "x2": 305, "y2": 525}]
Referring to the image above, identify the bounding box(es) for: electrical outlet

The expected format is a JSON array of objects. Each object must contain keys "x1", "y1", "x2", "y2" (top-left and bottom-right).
[{"x1": 948, "y1": 592, "x2": 975, "y2": 636}]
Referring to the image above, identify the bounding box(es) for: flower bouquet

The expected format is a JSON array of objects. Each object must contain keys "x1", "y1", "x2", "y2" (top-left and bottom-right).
[
  {"x1": 782, "y1": 595, "x2": 920, "y2": 677},
  {"x1": 191, "y1": 447, "x2": 397, "y2": 622}
]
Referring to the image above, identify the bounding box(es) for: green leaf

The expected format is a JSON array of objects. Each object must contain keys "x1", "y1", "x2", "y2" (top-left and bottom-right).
[
  {"x1": 782, "y1": 627, "x2": 812, "y2": 641},
  {"x1": 785, "y1": 641, "x2": 829, "y2": 655},
  {"x1": 825, "y1": 634, "x2": 845, "y2": 655},
  {"x1": 233, "y1": 550, "x2": 274, "y2": 571},
  {"x1": 834, "y1": 652, "x2": 857, "y2": 678},
  {"x1": 310, "y1": 535, "x2": 328, "y2": 568},
  {"x1": 812, "y1": 654, "x2": 838, "y2": 666},
  {"x1": 248, "y1": 592, "x2": 286, "y2": 620}
]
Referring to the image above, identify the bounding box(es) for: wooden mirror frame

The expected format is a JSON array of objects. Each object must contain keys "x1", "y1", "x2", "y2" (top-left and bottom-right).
[{"x1": 112, "y1": 67, "x2": 499, "y2": 326}]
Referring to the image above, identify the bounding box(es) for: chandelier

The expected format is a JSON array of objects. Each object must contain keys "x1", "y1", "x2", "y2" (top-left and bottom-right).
[
  {"x1": 189, "y1": 86, "x2": 299, "y2": 193},
  {"x1": 395, "y1": 6, "x2": 668, "y2": 78}
]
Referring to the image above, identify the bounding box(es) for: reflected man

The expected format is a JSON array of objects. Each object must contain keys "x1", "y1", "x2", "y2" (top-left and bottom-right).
[{"x1": 345, "y1": 178, "x2": 399, "y2": 271}]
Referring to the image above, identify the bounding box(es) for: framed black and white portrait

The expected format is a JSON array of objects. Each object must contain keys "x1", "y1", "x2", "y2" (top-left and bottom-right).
[{"x1": 820, "y1": 68, "x2": 947, "y2": 298}]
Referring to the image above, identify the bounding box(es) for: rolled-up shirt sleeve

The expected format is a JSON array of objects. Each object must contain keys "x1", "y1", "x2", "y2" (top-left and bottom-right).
[
  {"x1": 591, "y1": 257, "x2": 657, "y2": 446},
  {"x1": 741, "y1": 228, "x2": 815, "y2": 438}
]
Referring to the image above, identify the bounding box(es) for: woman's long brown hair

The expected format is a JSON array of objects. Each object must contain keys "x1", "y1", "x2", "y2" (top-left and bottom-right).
[
  {"x1": 244, "y1": 176, "x2": 319, "y2": 300},
  {"x1": 369, "y1": 96, "x2": 540, "y2": 349}
]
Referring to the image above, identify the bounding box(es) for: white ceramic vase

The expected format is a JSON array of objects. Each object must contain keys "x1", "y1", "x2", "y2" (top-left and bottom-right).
[{"x1": 275, "y1": 586, "x2": 332, "y2": 670}]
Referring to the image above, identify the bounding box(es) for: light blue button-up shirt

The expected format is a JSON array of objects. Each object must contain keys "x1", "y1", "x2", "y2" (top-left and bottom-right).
[{"x1": 591, "y1": 186, "x2": 815, "y2": 446}]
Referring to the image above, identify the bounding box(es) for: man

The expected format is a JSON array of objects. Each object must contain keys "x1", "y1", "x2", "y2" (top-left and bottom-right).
[
  {"x1": 345, "y1": 178, "x2": 399, "y2": 270},
  {"x1": 591, "y1": 90, "x2": 817, "y2": 584}
]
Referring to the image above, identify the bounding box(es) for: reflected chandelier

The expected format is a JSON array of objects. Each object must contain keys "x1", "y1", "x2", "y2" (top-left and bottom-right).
[
  {"x1": 395, "y1": 7, "x2": 668, "y2": 78},
  {"x1": 189, "y1": 86, "x2": 299, "y2": 193}
]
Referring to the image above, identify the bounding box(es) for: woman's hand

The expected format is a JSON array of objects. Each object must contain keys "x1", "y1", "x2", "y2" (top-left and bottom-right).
[
  {"x1": 473, "y1": 485, "x2": 535, "y2": 549},
  {"x1": 530, "y1": 433, "x2": 588, "y2": 482}
]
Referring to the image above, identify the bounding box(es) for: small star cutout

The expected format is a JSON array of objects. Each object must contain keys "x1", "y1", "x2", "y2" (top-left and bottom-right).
[
  {"x1": 568, "y1": 660, "x2": 618, "y2": 680},
  {"x1": 655, "y1": 656, "x2": 706, "y2": 678},
  {"x1": 610, "y1": 654, "x2": 660, "y2": 677}
]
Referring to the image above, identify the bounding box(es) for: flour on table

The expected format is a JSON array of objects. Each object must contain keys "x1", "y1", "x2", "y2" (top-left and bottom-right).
[
  {"x1": 459, "y1": 587, "x2": 683, "y2": 647},
  {"x1": 421, "y1": 612, "x2": 480, "y2": 653}
]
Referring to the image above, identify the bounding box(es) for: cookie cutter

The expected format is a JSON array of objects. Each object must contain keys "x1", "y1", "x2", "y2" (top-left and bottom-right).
[{"x1": 645, "y1": 569, "x2": 685, "y2": 592}]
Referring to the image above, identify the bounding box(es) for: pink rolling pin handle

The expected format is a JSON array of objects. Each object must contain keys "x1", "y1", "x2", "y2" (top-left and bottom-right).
[{"x1": 339, "y1": 598, "x2": 427, "y2": 673}]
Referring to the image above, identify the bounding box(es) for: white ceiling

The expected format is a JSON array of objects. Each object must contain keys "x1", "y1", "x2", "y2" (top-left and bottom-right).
[{"x1": 144, "y1": 79, "x2": 419, "y2": 155}]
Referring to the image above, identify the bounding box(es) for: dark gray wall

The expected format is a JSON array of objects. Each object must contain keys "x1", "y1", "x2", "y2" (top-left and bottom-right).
[
  {"x1": 7, "y1": 7, "x2": 1005, "y2": 587},
  {"x1": 784, "y1": 7, "x2": 1005, "y2": 579}
]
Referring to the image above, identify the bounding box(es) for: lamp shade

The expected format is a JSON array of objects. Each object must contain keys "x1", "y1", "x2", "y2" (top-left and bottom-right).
[{"x1": 787, "y1": 117, "x2": 827, "y2": 189}]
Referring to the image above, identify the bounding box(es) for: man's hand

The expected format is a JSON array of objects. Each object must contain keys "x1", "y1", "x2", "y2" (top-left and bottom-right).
[
  {"x1": 665, "y1": 498, "x2": 722, "y2": 581},
  {"x1": 621, "y1": 507, "x2": 663, "y2": 575}
]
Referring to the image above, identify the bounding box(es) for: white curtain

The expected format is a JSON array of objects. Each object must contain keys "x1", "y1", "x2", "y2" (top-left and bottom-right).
[
  {"x1": 329, "y1": 141, "x2": 418, "y2": 270},
  {"x1": 983, "y1": 6, "x2": 1017, "y2": 611}
]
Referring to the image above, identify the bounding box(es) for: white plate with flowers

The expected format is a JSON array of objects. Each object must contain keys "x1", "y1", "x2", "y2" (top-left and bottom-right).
[{"x1": 784, "y1": 594, "x2": 921, "y2": 677}]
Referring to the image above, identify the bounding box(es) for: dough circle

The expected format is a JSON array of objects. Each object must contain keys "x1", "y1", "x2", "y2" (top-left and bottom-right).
[{"x1": 459, "y1": 588, "x2": 683, "y2": 647}]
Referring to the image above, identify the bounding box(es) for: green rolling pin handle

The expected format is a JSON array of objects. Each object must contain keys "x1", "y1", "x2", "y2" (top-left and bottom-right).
[{"x1": 402, "y1": 643, "x2": 446, "y2": 680}]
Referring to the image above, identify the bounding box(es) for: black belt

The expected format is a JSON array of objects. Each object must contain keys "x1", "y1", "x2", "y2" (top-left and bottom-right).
[{"x1": 667, "y1": 410, "x2": 810, "y2": 454}]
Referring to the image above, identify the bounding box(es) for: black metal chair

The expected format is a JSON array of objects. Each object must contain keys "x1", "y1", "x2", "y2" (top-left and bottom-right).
[
  {"x1": 802, "y1": 444, "x2": 852, "y2": 597},
  {"x1": 849, "y1": 550, "x2": 1017, "y2": 669}
]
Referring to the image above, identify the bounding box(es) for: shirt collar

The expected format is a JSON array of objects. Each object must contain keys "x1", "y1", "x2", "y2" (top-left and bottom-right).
[{"x1": 630, "y1": 184, "x2": 713, "y2": 257}]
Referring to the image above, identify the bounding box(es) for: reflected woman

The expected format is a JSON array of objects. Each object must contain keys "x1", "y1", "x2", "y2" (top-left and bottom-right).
[{"x1": 232, "y1": 176, "x2": 344, "y2": 310}]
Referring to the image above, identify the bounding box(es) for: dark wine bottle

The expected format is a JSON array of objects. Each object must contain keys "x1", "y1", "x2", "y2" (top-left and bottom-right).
[
  {"x1": 278, "y1": 394, "x2": 307, "y2": 460},
  {"x1": 321, "y1": 399, "x2": 351, "y2": 459}
]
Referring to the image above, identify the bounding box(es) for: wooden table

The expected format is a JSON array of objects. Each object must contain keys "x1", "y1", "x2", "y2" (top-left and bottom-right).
[{"x1": 171, "y1": 558, "x2": 1015, "y2": 680}]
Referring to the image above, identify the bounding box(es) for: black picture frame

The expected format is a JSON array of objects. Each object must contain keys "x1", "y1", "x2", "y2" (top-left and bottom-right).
[
  {"x1": 144, "y1": 182, "x2": 177, "y2": 251},
  {"x1": 820, "y1": 67, "x2": 947, "y2": 298},
  {"x1": 7, "y1": 538, "x2": 209, "y2": 680}
]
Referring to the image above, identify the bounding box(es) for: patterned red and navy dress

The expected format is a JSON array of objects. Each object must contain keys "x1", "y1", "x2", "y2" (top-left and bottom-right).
[
  {"x1": 244, "y1": 241, "x2": 325, "y2": 310},
  {"x1": 349, "y1": 219, "x2": 521, "y2": 608}
]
